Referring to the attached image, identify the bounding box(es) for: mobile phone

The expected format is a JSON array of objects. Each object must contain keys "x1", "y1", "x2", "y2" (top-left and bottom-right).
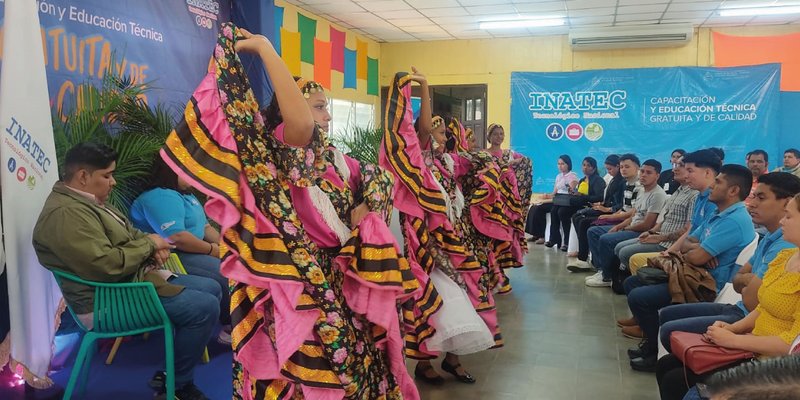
[{"x1": 696, "y1": 383, "x2": 711, "y2": 400}]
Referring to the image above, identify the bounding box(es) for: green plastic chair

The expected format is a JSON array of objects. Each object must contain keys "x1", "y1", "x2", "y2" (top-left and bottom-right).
[
  {"x1": 50, "y1": 269, "x2": 175, "y2": 400},
  {"x1": 106, "y1": 254, "x2": 210, "y2": 365}
]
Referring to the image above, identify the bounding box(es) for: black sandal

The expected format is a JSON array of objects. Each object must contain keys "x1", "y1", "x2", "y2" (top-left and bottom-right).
[
  {"x1": 414, "y1": 363, "x2": 444, "y2": 385},
  {"x1": 441, "y1": 360, "x2": 476, "y2": 384}
]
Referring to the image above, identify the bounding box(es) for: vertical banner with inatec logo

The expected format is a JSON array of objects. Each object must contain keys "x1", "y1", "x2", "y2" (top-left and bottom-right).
[
  {"x1": 510, "y1": 65, "x2": 781, "y2": 192},
  {"x1": 0, "y1": 0, "x2": 62, "y2": 385}
]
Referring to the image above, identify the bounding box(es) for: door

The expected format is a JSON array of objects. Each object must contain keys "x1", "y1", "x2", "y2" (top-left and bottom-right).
[{"x1": 380, "y1": 83, "x2": 488, "y2": 149}]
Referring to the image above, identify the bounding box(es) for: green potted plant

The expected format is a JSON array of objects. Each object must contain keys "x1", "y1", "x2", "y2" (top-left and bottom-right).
[
  {"x1": 52, "y1": 71, "x2": 175, "y2": 215},
  {"x1": 331, "y1": 124, "x2": 383, "y2": 165}
]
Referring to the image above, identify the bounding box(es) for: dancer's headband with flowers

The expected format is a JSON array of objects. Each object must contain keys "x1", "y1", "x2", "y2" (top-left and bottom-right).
[
  {"x1": 487, "y1": 123, "x2": 503, "y2": 136},
  {"x1": 295, "y1": 77, "x2": 324, "y2": 98},
  {"x1": 431, "y1": 115, "x2": 444, "y2": 130}
]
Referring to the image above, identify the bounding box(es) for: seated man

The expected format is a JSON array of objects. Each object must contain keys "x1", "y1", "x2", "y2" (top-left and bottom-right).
[
  {"x1": 585, "y1": 159, "x2": 667, "y2": 287},
  {"x1": 657, "y1": 148, "x2": 686, "y2": 195},
  {"x1": 745, "y1": 149, "x2": 769, "y2": 206},
  {"x1": 621, "y1": 149, "x2": 722, "y2": 276},
  {"x1": 655, "y1": 172, "x2": 800, "y2": 353},
  {"x1": 624, "y1": 164, "x2": 756, "y2": 372},
  {"x1": 774, "y1": 148, "x2": 800, "y2": 178},
  {"x1": 612, "y1": 158, "x2": 698, "y2": 320},
  {"x1": 32, "y1": 143, "x2": 219, "y2": 400}
]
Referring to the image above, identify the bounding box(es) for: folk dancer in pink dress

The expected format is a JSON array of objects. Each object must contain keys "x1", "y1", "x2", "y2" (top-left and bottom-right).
[
  {"x1": 162, "y1": 24, "x2": 420, "y2": 400},
  {"x1": 380, "y1": 69, "x2": 497, "y2": 385}
]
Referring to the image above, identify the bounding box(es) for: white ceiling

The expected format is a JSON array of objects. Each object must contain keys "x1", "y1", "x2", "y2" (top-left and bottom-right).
[{"x1": 280, "y1": 0, "x2": 800, "y2": 42}]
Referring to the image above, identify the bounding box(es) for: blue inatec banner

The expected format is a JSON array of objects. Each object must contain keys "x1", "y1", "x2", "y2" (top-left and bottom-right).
[
  {"x1": 510, "y1": 64, "x2": 782, "y2": 192},
  {"x1": 0, "y1": 0, "x2": 231, "y2": 114}
]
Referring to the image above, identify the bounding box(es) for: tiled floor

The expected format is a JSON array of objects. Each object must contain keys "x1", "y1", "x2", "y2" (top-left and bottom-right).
[{"x1": 410, "y1": 244, "x2": 660, "y2": 400}]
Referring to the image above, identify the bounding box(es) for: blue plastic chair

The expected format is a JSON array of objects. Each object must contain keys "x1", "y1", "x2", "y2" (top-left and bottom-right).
[{"x1": 50, "y1": 269, "x2": 175, "y2": 399}]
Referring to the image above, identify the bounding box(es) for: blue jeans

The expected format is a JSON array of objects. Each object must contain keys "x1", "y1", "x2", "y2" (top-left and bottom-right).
[
  {"x1": 176, "y1": 252, "x2": 230, "y2": 325},
  {"x1": 624, "y1": 276, "x2": 673, "y2": 354},
  {"x1": 614, "y1": 238, "x2": 665, "y2": 269},
  {"x1": 659, "y1": 302, "x2": 746, "y2": 353},
  {"x1": 588, "y1": 226, "x2": 639, "y2": 279},
  {"x1": 683, "y1": 387, "x2": 702, "y2": 400},
  {"x1": 160, "y1": 274, "x2": 221, "y2": 387}
]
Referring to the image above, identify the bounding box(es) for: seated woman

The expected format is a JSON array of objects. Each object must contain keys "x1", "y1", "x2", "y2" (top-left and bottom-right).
[
  {"x1": 130, "y1": 157, "x2": 231, "y2": 344},
  {"x1": 567, "y1": 155, "x2": 624, "y2": 268},
  {"x1": 547, "y1": 157, "x2": 606, "y2": 252},
  {"x1": 525, "y1": 155, "x2": 578, "y2": 245},
  {"x1": 656, "y1": 193, "x2": 800, "y2": 400}
]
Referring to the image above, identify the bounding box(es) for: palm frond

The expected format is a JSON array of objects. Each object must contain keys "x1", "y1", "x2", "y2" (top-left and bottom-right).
[
  {"x1": 332, "y1": 124, "x2": 383, "y2": 165},
  {"x1": 52, "y1": 61, "x2": 175, "y2": 214}
]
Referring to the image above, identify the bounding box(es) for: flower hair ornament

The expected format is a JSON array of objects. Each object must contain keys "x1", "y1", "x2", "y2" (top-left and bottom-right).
[
  {"x1": 295, "y1": 78, "x2": 324, "y2": 98},
  {"x1": 431, "y1": 115, "x2": 444, "y2": 130},
  {"x1": 487, "y1": 123, "x2": 503, "y2": 136}
]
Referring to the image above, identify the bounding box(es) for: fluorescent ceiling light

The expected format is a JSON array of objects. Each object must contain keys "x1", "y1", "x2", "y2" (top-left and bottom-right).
[
  {"x1": 479, "y1": 18, "x2": 565, "y2": 30},
  {"x1": 719, "y1": 5, "x2": 800, "y2": 17}
]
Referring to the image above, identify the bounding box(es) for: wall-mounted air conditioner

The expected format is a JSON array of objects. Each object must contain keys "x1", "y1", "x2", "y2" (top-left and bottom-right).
[{"x1": 569, "y1": 24, "x2": 694, "y2": 51}]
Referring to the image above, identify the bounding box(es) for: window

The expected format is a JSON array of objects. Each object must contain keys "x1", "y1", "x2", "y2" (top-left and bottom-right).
[{"x1": 328, "y1": 98, "x2": 375, "y2": 140}]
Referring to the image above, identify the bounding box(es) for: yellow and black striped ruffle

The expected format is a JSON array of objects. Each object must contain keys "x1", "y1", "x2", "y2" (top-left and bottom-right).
[
  {"x1": 401, "y1": 278, "x2": 442, "y2": 360},
  {"x1": 230, "y1": 283, "x2": 267, "y2": 352},
  {"x1": 382, "y1": 72, "x2": 447, "y2": 215},
  {"x1": 497, "y1": 170, "x2": 523, "y2": 217},
  {"x1": 338, "y1": 227, "x2": 419, "y2": 295},
  {"x1": 250, "y1": 379, "x2": 293, "y2": 400},
  {"x1": 163, "y1": 98, "x2": 241, "y2": 209},
  {"x1": 494, "y1": 240, "x2": 522, "y2": 269},
  {"x1": 282, "y1": 341, "x2": 342, "y2": 389},
  {"x1": 245, "y1": 341, "x2": 344, "y2": 397}
]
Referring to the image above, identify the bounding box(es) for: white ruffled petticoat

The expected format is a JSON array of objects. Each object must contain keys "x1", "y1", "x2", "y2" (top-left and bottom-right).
[{"x1": 425, "y1": 269, "x2": 495, "y2": 355}]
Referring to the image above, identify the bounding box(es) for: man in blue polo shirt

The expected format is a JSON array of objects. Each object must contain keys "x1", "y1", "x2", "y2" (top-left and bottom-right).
[
  {"x1": 667, "y1": 149, "x2": 722, "y2": 252},
  {"x1": 654, "y1": 172, "x2": 800, "y2": 355},
  {"x1": 624, "y1": 164, "x2": 756, "y2": 372}
]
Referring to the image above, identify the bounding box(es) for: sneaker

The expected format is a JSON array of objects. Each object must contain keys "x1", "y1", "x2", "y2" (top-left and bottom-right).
[
  {"x1": 584, "y1": 271, "x2": 603, "y2": 282},
  {"x1": 155, "y1": 383, "x2": 210, "y2": 400},
  {"x1": 568, "y1": 260, "x2": 593, "y2": 273},
  {"x1": 627, "y1": 339, "x2": 649, "y2": 359},
  {"x1": 585, "y1": 274, "x2": 612, "y2": 287},
  {"x1": 217, "y1": 329, "x2": 232, "y2": 346}
]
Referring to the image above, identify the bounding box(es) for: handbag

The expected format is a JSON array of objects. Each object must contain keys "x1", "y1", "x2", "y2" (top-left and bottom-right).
[
  {"x1": 552, "y1": 193, "x2": 573, "y2": 206},
  {"x1": 636, "y1": 267, "x2": 668, "y2": 285},
  {"x1": 670, "y1": 331, "x2": 755, "y2": 375}
]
